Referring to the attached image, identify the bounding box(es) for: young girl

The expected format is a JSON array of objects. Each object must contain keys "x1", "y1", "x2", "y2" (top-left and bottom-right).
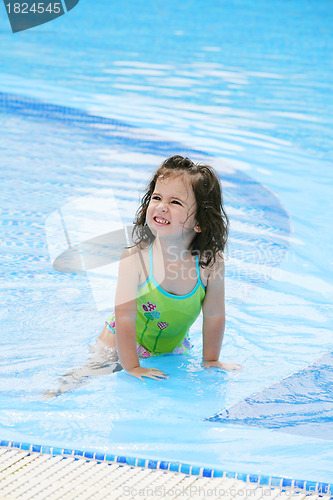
[{"x1": 97, "y1": 155, "x2": 241, "y2": 381}]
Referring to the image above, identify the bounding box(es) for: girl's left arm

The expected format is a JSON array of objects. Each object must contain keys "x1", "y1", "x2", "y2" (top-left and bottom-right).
[{"x1": 202, "y1": 256, "x2": 242, "y2": 371}]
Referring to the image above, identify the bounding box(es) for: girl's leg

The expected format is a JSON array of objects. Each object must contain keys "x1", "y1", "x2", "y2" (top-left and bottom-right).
[
  {"x1": 97, "y1": 312, "x2": 117, "y2": 349},
  {"x1": 43, "y1": 317, "x2": 120, "y2": 398},
  {"x1": 98, "y1": 323, "x2": 117, "y2": 348}
]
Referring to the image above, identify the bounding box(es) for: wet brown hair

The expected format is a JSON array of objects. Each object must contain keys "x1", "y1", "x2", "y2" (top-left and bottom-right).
[{"x1": 132, "y1": 155, "x2": 229, "y2": 267}]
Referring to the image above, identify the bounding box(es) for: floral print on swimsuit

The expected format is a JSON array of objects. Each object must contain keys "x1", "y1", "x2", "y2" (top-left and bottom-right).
[{"x1": 105, "y1": 311, "x2": 193, "y2": 358}]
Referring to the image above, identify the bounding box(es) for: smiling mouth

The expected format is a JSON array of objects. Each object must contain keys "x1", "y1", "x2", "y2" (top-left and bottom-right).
[{"x1": 153, "y1": 216, "x2": 170, "y2": 225}]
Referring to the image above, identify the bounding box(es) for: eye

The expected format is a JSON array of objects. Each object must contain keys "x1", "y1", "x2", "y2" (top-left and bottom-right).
[
  {"x1": 151, "y1": 195, "x2": 161, "y2": 201},
  {"x1": 171, "y1": 200, "x2": 182, "y2": 205}
]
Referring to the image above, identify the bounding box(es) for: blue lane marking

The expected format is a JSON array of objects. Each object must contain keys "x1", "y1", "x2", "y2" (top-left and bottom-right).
[{"x1": 0, "y1": 91, "x2": 291, "y2": 286}]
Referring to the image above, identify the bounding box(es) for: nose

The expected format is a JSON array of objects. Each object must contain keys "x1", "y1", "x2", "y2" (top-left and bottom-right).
[{"x1": 156, "y1": 200, "x2": 168, "y2": 212}]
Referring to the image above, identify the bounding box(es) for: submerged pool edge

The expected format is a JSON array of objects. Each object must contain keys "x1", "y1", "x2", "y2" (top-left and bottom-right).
[{"x1": 1, "y1": 439, "x2": 331, "y2": 497}]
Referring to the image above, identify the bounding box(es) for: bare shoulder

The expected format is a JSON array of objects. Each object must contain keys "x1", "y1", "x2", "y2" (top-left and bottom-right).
[
  {"x1": 211, "y1": 252, "x2": 225, "y2": 273},
  {"x1": 201, "y1": 253, "x2": 225, "y2": 314},
  {"x1": 119, "y1": 242, "x2": 150, "y2": 284},
  {"x1": 119, "y1": 245, "x2": 141, "y2": 272},
  {"x1": 116, "y1": 245, "x2": 144, "y2": 305},
  {"x1": 201, "y1": 252, "x2": 225, "y2": 289},
  {"x1": 120, "y1": 242, "x2": 148, "y2": 260}
]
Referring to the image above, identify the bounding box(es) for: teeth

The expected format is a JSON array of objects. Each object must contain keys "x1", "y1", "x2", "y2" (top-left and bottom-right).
[{"x1": 155, "y1": 217, "x2": 169, "y2": 224}]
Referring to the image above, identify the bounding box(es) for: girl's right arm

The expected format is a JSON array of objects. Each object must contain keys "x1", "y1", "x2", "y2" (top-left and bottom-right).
[{"x1": 115, "y1": 247, "x2": 168, "y2": 381}]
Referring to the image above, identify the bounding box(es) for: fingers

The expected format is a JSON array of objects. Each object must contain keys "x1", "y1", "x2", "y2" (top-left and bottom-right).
[
  {"x1": 224, "y1": 363, "x2": 243, "y2": 371},
  {"x1": 144, "y1": 370, "x2": 168, "y2": 380},
  {"x1": 128, "y1": 367, "x2": 168, "y2": 380},
  {"x1": 135, "y1": 374, "x2": 164, "y2": 381},
  {"x1": 203, "y1": 360, "x2": 243, "y2": 371},
  {"x1": 149, "y1": 369, "x2": 168, "y2": 379}
]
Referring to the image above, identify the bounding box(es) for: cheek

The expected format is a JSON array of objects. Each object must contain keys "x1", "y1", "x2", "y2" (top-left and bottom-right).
[
  {"x1": 183, "y1": 212, "x2": 196, "y2": 228},
  {"x1": 146, "y1": 203, "x2": 155, "y2": 222}
]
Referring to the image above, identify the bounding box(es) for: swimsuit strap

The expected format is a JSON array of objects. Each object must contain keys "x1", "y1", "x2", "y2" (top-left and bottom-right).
[
  {"x1": 149, "y1": 243, "x2": 154, "y2": 280},
  {"x1": 195, "y1": 253, "x2": 201, "y2": 283},
  {"x1": 138, "y1": 247, "x2": 150, "y2": 284}
]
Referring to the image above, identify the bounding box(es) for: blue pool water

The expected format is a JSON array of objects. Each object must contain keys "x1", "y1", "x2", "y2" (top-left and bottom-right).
[{"x1": 1, "y1": 0, "x2": 333, "y2": 487}]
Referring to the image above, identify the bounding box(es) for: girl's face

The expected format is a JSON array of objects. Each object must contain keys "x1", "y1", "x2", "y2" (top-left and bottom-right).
[{"x1": 146, "y1": 174, "x2": 201, "y2": 242}]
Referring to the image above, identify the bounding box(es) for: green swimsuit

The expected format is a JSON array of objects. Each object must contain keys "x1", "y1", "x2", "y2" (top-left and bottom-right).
[{"x1": 106, "y1": 244, "x2": 206, "y2": 357}]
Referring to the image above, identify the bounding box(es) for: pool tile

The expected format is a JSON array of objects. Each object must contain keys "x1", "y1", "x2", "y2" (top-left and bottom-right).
[
  {"x1": 180, "y1": 464, "x2": 191, "y2": 475},
  {"x1": 203, "y1": 468, "x2": 213, "y2": 478},
  {"x1": 148, "y1": 460, "x2": 157, "y2": 469},
  {"x1": 159, "y1": 461, "x2": 169, "y2": 470}
]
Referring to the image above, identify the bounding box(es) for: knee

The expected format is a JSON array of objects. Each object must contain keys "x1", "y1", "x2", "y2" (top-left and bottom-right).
[{"x1": 99, "y1": 324, "x2": 117, "y2": 348}]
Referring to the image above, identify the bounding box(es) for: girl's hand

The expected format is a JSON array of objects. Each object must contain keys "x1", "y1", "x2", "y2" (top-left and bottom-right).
[
  {"x1": 126, "y1": 367, "x2": 168, "y2": 381},
  {"x1": 203, "y1": 359, "x2": 242, "y2": 371}
]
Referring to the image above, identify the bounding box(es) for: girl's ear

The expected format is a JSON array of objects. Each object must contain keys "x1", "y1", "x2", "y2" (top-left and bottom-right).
[{"x1": 194, "y1": 222, "x2": 201, "y2": 233}]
